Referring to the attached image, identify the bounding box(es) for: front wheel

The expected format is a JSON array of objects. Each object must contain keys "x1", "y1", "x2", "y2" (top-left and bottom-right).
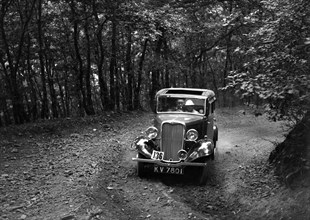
[
  {"x1": 198, "y1": 166, "x2": 208, "y2": 185},
  {"x1": 197, "y1": 156, "x2": 213, "y2": 185},
  {"x1": 137, "y1": 153, "x2": 147, "y2": 178}
]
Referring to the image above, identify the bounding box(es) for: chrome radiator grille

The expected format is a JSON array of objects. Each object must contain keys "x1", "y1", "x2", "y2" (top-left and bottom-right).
[{"x1": 161, "y1": 123, "x2": 184, "y2": 161}]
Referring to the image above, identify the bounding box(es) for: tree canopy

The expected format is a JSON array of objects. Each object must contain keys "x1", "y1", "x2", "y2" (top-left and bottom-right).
[{"x1": 0, "y1": 0, "x2": 309, "y2": 125}]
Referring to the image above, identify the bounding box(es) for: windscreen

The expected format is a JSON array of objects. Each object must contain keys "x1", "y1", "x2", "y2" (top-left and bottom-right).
[{"x1": 157, "y1": 96, "x2": 206, "y2": 114}]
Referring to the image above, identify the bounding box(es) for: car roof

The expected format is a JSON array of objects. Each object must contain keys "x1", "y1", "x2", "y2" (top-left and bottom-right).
[{"x1": 155, "y1": 88, "x2": 216, "y2": 101}]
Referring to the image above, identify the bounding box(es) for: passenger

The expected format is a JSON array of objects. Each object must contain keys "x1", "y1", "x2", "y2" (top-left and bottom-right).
[{"x1": 184, "y1": 100, "x2": 198, "y2": 113}]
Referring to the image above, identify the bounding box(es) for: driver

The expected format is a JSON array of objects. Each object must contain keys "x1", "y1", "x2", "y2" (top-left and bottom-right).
[{"x1": 175, "y1": 99, "x2": 185, "y2": 111}]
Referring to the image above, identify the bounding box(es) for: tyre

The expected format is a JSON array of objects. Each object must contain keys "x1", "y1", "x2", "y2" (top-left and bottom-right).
[
  {"x1": 137, "y1": 153, "x2": 147, "y2": 178},
  {"x1": 197, "y1": 156, "x2": 213, "y2": 185},
  {"x1": 198, "y1": 166, "x2": 208, "y2": 185},
  {"x1": 211, "y1": 152, "x2": 215, "y2": 160}
]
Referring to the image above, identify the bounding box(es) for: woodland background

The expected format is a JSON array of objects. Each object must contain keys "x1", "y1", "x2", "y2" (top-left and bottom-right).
[{"x1": 0, "y1": 0, "x2": 309, "y2": 126}]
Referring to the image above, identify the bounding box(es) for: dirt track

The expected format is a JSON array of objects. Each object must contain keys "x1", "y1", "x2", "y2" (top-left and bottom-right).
[{"x1": 1, "y1": 108, "x2": 309, "y2": 220}]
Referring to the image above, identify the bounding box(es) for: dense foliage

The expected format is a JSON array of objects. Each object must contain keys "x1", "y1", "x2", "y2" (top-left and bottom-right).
[
  {"x1": 224, "y1": 0, "x2": 310, "y2": 123},
  {"x1": 0, "y1": 0, "x2": 309, "y2": 125}
]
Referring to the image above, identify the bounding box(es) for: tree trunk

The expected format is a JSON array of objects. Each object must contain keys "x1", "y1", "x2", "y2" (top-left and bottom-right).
[
  {"x1": 84, "y1": 5, "x2": 95, "y2": 115},
  {"x1": 64, "y1": 65, "x2": 70, "y2": 117},
  {"x1": 115, "y1": 65, "x2": 120, "y2": 111},
  {"x1": 70, "y1": 0, "x2": 84, "y2": 116},
  {"x1": 0, "y1": 97, "x2": 11, "y2": 125},
  {"x1": 93, "y1": 3, "x2": 109, "y2": 110},
  {"x1": 207, "y1": 58, "x2": 218, "y2": 93},
  {"x1": 222, "y1": 0, "x2": 233, "y2": 107},
  {"x1": 126, "y1": 26, "x2": 133, "y2": 111},
  {"x1": 38, "y1": 0, "x2": 49, "y2": 119},
  {"x1": 46, "y1": 56, "x2": 58, "y2": 118},
  {"x1": 134, "y1": 39, "x2": 148, "y2": 110},
  {"x1": 0, "y1": 56, "x2": 11, "y2": 125},
  {"x1": 11, "y1": 89, "x2": 26, "y2": 124},
  {"x1": 150, "y1": 36, "x2": 163, "y2": 110},
  {"x1": 0, "y1": 98, "x2": 5, "y2": 126},
  {"x1": 108, "y1": 12, "x2": 117, "y2": 111},
  {"x1": 97, "y1": 36, "x2": 109, "y2": 110},
  {"x1": 56, "y1": 70, "x2": 66, "y2": 118},
  {"x1": 27, "y1": 34, "x2": 38, "y2": 121},
  {"x1": 164, "y1": 39, "x2": 170, "y2": 88}
]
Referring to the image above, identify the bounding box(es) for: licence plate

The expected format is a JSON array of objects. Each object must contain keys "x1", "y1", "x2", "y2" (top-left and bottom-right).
[{"x1": 154, "y1": 166, "x2": 184, "y2": 175}]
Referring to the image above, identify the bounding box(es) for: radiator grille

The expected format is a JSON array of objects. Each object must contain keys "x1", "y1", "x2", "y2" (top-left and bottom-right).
[{"x1": 161, "y1": 123, "x2": 184, "y2": 161}]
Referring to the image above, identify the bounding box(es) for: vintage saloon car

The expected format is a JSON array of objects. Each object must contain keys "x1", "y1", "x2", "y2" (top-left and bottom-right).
[{"x1": 132, "y1": 88, "x2": 218, "y2": 184}]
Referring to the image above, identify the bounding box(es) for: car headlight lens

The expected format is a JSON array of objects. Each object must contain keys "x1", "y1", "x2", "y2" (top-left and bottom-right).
[
  {"x1": 145, "y1": 126, "x2": 158, "y2": 139},
  {"x1": 186, "y1": 129, "x2": 198, "y2": 141},
  {"x1": 177, "y1": 150, "x2": 188, "y2": 160}
]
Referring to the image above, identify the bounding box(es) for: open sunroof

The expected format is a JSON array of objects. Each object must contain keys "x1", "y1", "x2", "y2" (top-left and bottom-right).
[{"x1": 166, "y1": 90, "x2": 203, "y2": 95}]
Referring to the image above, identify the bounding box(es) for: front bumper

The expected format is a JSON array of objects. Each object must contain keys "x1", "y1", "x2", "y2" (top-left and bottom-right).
[{"x1": 132, "y1": 157, "x2": 207, "y2": 167}]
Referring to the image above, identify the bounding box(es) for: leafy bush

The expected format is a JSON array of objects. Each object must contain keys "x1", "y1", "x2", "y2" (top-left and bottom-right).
[{"x1": 223, "y1": 0, "x2": 310, "y2": 123}]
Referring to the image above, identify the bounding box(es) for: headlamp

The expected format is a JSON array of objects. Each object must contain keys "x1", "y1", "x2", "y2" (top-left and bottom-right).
[
  {"x1": 177, "y1": 150, "x2": 188, "y2": 160},
  {"x1": 186, "y1": 129, "x2": 198, "y2": 141}
]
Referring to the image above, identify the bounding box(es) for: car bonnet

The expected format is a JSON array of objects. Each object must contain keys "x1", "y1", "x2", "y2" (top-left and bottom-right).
[{"x1": 154, "y1": 114, "x2": 204, "y2": 126}]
